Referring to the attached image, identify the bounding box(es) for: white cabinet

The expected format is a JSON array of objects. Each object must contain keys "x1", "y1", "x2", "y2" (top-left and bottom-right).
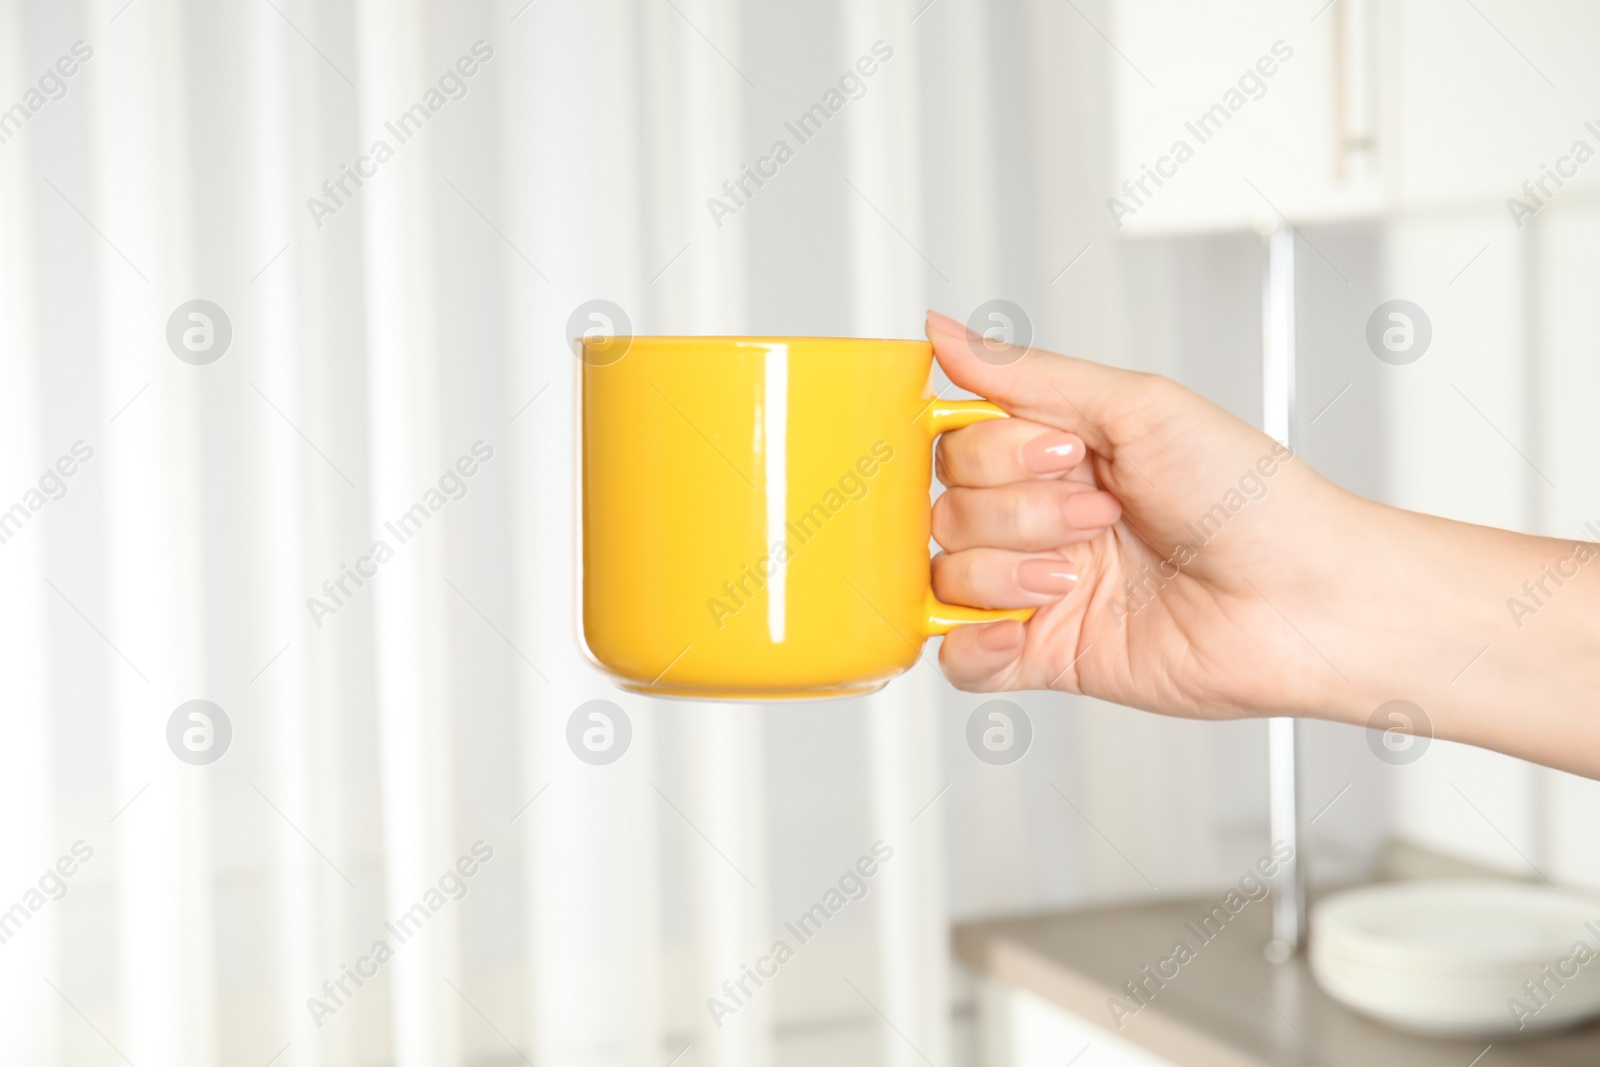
[
  {"x1": 978, "y1": 979, "x2": 1182, "y2": 1067},
  {"x1": 1105, "y1": 0, "x2": 1600, "y2": 234}
]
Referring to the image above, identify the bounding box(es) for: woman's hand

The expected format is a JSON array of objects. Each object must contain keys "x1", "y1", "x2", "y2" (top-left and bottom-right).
[
  {"x1": 925, "y1": 310, "x2": 1600, "y2": 775},
  {"x1": 927, "y1": 309, "x2": 1359, "y2": 719}
]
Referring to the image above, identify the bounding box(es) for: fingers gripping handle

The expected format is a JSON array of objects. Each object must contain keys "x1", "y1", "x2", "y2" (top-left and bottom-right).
[
  {"x1": 921, "y1": 398, "x2": 1011, "y2": 436},
  {"x1": 918, "y1": 398, "x2": 1036, "y2": 637},
  {"x1": 923, "y1": 592, "x2": 1034, "y2": 637}
]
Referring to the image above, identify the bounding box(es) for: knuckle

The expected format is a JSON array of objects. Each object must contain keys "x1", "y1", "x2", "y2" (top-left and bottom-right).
[
  {"x1": 973, "y1": 445, "x2": 1009, "y2": 485},
  {"x1": 1011, "y1": 487, "x2": 1060, "y2": 547}
]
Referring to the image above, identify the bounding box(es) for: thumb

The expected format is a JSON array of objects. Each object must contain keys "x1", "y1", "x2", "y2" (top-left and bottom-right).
[
  {"x1": 938, "y1": 618, "x2": 1028, "y2": 692},
  {"x1": 927, "y1": 309, "x2": 1138, "y2": 451}
]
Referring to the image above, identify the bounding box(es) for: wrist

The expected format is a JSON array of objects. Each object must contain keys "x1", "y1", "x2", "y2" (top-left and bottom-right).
[{"x1": 1295, "y1": 499, "x2": 1600, "y2": 770}]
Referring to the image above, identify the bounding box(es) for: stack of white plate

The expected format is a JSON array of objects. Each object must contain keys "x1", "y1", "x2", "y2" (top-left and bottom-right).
[{"x1": 1311, "y1": 880, "x2": 1600, "y2": 1037}]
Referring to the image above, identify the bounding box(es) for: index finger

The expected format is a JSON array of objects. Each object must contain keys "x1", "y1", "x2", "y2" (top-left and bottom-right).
[
  {"x1": 936, "y1": 416, "x2": 1088, "y2": 488},
  {"x1": 926, "y1": 309, "x2": 1145, "y2": 449}
]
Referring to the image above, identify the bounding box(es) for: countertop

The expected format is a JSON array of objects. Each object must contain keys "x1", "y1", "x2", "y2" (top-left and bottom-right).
[{"x1": 954, "y1": 895, "x2": 1600, "y2": 1066}]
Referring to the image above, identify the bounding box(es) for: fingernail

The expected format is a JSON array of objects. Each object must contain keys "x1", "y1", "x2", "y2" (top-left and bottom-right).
[
  {"x1": 1017, "y1": 558, "x2": 1079, "y2": 595},
  {"x1": 1023, "y1": 432, "x2": 1082, "y2": 474},
  {"x1": 927, "y1": 309, "x2": 980, "y2": 340},
  {"x1": 976, "y1": 619, "x2": 1026, "y2": 652}
]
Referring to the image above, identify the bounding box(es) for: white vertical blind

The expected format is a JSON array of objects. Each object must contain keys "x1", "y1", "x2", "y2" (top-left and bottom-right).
[
  {"x1": 506, "y1": 0, "x2": 663, "y2": 1062},
  {"x1": 91, "y1": 3, "x2": 215, "y2": 1064},
  {"x1": 0, "y1": 4, "x2": 53, "y2": 1062},
  {"x1": 288, "y1": 3, "x2": 363, "y2": 1063},
  {"x1": 243, "y1": 0, "x2": 322, "y2": 1063},
  {"x1": 352, "y1": 1, "x2": 459, "y2": 1063}
]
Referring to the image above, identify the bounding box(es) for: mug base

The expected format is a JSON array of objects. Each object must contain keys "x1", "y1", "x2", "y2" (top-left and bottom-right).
[{"x1": 614, "y1": 678, "x2": 891, "y2": 702}]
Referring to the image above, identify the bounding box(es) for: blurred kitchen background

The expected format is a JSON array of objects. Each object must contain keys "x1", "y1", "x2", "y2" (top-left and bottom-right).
[{"x1": 2, "y1": 0, "x2": 1599, "y2": 1064}]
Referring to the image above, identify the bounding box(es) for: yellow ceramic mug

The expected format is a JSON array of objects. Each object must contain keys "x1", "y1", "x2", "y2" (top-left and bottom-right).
[{"x1": 581, "y1": 336, "x2": 1032, "y2": 700}]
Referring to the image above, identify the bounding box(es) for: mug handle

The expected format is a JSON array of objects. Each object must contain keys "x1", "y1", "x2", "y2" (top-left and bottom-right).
[{"x1": 918, "y1": 399, "x2": 1037, "y2": 637}]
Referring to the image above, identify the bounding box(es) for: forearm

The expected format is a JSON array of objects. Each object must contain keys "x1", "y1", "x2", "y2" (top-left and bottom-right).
[{"x1": 1305, "y1": 498, "x2": 1600, "y2": 776}]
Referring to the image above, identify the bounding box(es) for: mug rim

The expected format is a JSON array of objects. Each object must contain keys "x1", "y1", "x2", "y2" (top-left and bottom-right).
[{"x1": 579, "y1": 334, "x2": 932, "y2": 348}]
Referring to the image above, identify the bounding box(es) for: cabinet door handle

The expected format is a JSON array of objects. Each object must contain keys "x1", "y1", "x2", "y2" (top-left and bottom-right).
[{"x1": 1334, "y1": 0, "x2": 1377, "y2": 180}]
